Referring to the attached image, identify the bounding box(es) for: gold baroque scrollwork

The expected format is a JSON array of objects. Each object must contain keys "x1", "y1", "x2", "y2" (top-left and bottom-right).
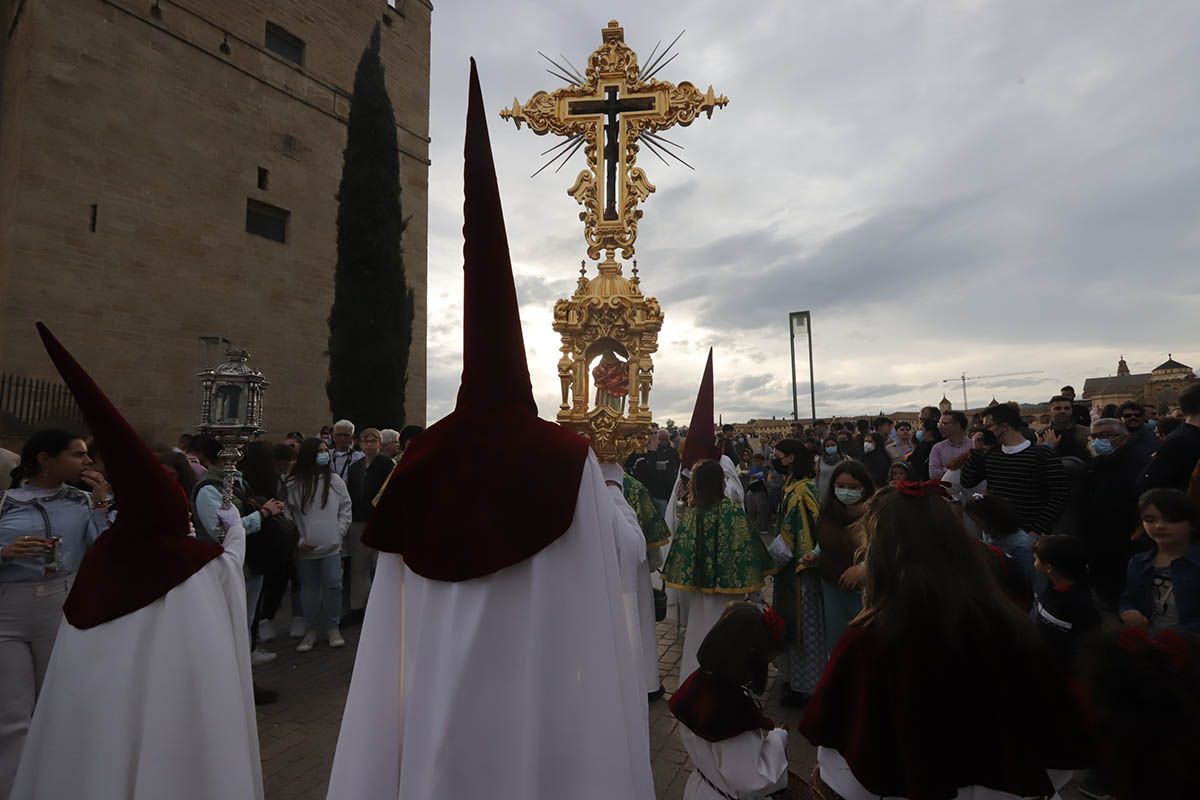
[{"x1": 500, "y1": 20, "x2": 726, "y2": 260}]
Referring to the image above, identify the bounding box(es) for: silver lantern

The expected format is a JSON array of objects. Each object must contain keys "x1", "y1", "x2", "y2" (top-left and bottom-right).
[{"x1": 196, "y1": 348, "x2": 269, "y2": 540}]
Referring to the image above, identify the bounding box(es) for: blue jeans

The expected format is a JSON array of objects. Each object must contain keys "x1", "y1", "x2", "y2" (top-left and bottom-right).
[{"x1": 296, "y1": 554, "x2": 342, "y2": 633}]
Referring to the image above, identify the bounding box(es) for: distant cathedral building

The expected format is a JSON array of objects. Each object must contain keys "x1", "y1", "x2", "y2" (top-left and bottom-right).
[{"x1": 1083, "y1": 356, "x2": 1196, "y2": 412}]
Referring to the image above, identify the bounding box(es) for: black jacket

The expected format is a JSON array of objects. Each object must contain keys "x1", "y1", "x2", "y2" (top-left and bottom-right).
[
  {"x1": 635, "y1": 445, "x2": 681, "y2": 500},
  {"x1": 1138, "y1": 423, "x2": 1200, "y2": 493},
  {"x1": 360, "y1": 455, "x2": 397, "y2": 520}
]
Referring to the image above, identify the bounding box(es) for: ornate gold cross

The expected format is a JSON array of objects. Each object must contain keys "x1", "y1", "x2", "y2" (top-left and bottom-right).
[{"x1": 500, "y1": 20, "x2": 728, "y2": 260}]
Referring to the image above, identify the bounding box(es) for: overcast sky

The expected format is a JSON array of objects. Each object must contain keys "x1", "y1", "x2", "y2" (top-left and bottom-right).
[{"x1": 417, "y1": 1, "x2": 1200, "y2": 424}]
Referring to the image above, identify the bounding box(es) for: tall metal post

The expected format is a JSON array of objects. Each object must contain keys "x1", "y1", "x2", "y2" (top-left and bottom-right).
[
  {"x1": 789, "y1": 311, "x2": 815, "y2": 422},
  {"x1": 789, "y1": 316, "x2": 799, "y2": 421},
  {"x1": 806, "y1": 312, "x2": 816, "y2": 421}
]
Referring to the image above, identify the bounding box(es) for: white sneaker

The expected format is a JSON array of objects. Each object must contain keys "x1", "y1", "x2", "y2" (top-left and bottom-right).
[
  {"x1": 327, "y1": 628, "x2": 345, "y2": 648},
  {"x1": 258, "y1": 619, "x2": 276, "y2": 643},
  {"x1": 296, "y1": 631, "x2": 317, "y2": 653},
  {"x1": 250, "y1": 648, "x2": 277, "y2": 666},
  {"x1": 289, "y1": 616, "x2": 306, "y2": 639}
]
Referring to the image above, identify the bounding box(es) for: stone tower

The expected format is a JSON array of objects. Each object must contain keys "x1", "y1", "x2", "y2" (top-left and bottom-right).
[{"x1": 0, "y1": 0, "x2": 431, "y2": 441}]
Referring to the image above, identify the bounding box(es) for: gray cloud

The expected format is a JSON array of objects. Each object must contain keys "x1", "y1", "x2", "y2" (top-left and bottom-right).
[{"x1": 418, "y1": 2, "x2": 1200, "y2": 424}]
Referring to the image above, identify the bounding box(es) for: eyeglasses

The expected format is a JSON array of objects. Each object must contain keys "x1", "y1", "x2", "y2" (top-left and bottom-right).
[{"x1": 1090, "y1": 431, "x2": 1120, "y2": 440}]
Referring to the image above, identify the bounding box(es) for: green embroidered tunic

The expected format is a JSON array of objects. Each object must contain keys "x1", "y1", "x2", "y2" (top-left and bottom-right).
[
  {"x1": 776, "y1": 477, "x2": 821, "y2": 572},
  {"x1": 662, "y1": 498, "x2": 774, "y2": 594},
  {"x1": 770, "y1": 476, "x2": 822, "y2": 644},
  {"x1": 622, "y1": 473, "x2": 671, "y2": 549}
]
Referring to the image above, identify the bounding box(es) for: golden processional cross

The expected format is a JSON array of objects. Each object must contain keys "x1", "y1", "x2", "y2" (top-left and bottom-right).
[{"x1": 500, "y1": 20, "x2": 728, "y2": 260}]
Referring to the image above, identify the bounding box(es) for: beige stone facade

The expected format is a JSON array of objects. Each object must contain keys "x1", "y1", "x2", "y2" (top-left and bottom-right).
[
  {"x1": 1083, "y1": 356, "x2": 1196, "y2": 413},
  {"x1": 0, "y1": 0, "x2": 431, "y2": 442}
]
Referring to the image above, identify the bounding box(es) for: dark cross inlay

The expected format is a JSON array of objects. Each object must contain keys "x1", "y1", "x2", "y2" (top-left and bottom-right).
[{"x1": 568, "y1": 86, "x2": 655, "y2": 221}]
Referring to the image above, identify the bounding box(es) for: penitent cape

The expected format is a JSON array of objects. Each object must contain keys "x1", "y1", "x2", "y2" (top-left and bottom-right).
[
  {"x1": 12, "y1": 324, "x2": 262, "y2": 800},
  {"x1": 326, "y1": 61, "x2": 654, "y2": 800}
]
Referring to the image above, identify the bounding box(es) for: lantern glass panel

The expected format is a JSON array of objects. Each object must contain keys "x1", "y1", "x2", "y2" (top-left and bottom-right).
[{"x1": 214, "y1": 384, "x2": 245, "y2": 425}]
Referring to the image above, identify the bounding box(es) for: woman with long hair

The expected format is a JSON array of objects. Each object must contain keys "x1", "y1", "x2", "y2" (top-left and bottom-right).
[
  {"x1": 662, "y1": 459, "x2": 773, "y2": 683},
  {"x1": 0, "y1": 429, "x2": 111, "y2": 793},
  {"x1": 238, "y1": 441, "x2": 293, "y2": 667},
  {"x1": 812, "y1": 460, "x2": 876, "y2": 655},
  {"x1": 766, "y1": 438, "x2": 823, "y2": 708},
  {"x1": 799, "y1": 483, "x2": 1088, "y2": 799},
  {"x1": 283, "y1": 438, "x2": 352, "y2": 653},
  {"x1": 853, "y1": 431, "x2": 890, "y2": 488}
]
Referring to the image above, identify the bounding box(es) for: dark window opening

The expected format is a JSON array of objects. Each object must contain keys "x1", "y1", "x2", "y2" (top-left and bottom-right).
[
  {"x1": 257, "y1": 167, "x2": 269, "y2": 190},
  {"x1": 246, "y1": 199, "x2": 289, "y2": 243},
  {"x1": 265, "y1": 22, "x2": 304, "y2": 65},
  {"x1": 89, "y1": 204, "x2": 98, "y2": 232}
]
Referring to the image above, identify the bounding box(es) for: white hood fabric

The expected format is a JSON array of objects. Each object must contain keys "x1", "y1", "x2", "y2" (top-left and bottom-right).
[
  {"x1": 12, "y1": 523, "x2": 262, "y2": 799},
  {"x1": 327, "y1": 452, "x2": 654, "y2": 800}
]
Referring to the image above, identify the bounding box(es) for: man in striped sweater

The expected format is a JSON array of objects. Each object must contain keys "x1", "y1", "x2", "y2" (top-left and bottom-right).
[{"x1": 962, "y1": 402, "x2": 1069, "y2": 536}]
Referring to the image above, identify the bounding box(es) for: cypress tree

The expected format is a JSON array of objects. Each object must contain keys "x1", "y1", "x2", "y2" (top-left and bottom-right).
[{"x1": 326, "y1": 24, "x2": 414, "y2": 429}]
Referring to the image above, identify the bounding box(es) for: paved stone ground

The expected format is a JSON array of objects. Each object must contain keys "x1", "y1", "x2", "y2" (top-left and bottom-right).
[{"x1": 255, "y1": 597, "x2": 1084, "y2": 799}]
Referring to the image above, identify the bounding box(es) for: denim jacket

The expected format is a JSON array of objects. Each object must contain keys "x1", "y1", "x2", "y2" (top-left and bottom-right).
[
  {"x1": 0, "y1": 486, "x2": 109, "y2": 582},
  {"x1": 1119, "y1": 541, "x2": 1200, "y2": 633}
]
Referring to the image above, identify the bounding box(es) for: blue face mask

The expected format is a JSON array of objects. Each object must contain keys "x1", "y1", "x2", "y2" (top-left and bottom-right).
[
  {"x1": 316, "y1": 451, "x2": 332, "y2": 467},
  {"x1": 915, "y1": 430, "x2": 926, "y2": 443},
  {"x1": 1090, "y1": 438, "x2": 1114, "y2": 456},
  {"x1": 824, "y1": 445, "x2": 839, "y2": 457}
]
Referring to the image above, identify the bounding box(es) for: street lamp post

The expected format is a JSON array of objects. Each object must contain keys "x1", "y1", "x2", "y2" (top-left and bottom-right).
[{"x1": 196, "y1": 348, "x2": 269, "y2": 541}]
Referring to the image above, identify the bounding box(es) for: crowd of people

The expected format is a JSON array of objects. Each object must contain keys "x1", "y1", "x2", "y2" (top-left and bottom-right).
[
  {"x1": 3, "y1": 386, "x2": 1197, "y2": 799},
  {"x1": 2, "y1": 63, "x2": 1197, "y2": 800},
  {"x1": 630, "y1": 384, "x2": 1199, "y2": 799}
]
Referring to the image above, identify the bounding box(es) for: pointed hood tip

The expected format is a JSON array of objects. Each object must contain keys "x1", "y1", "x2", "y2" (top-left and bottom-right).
[
  {"x1": 680, "y1": 349, "x2": 718, "y2": 469},
  {"x1": 37, "y1": 322, "x2": 224, "y2": 629},
  {"x1": 35, "y1": 323, "x2": 189, "y2": 535},
  {"x1": 457, "y1": 55, "x2": 536, "y2": 414}
]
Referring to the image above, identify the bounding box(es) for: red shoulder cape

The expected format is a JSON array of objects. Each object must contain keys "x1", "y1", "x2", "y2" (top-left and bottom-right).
[
  {"x1": 799, "y1": 623, "x2": 1090, "y2": 799},
  {"x1": 669, "y1": 669, "x2": 775, "y2": 743},
  {"x1": 363, "y1": 407, "x2": 588, "y2": 582}
]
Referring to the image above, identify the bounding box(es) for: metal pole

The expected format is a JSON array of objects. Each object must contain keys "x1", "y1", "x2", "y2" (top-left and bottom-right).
[
  {"x1": 961, "y1": 374, "x2": 969, "y2": 413},
  {"x1": 806, "y1": 312, "x2": 816, "y2": 421},
  {"x1": 789, "y1": 314, "x2": 799, "y2": 421}
]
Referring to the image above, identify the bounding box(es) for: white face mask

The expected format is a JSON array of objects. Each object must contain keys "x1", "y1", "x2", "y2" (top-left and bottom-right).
[
  {"x1": 863, "y1": 441, "x2": 876, "y2": 453},
  {"x1": 835, "y1": 487, "x2": 865, "y2": 505}
]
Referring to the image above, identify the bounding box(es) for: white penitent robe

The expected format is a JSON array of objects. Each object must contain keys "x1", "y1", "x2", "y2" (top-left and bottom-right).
[
  {"x1": 678, "y1": 592, "x2": 734, "y2": 686},
  {"x1": 601, "y1": 462, "x2": 660, "y2": 695},
  {"x1": 11, "y1": 524, "x2": 262, "y2": 800},
  {"x1": 327, "y1": 453, "x2": 655, "y2": 800},
  {"x1": 680, "y1": 726, "x2": 789, "y2": 800}
]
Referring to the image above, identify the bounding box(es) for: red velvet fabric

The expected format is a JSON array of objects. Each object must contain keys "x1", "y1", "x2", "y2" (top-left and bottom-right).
[
  {"x1": 37, "y1": 323, "x2": 222, "y2": 630},
  {"x1": 799, "y1": 623, "x2": 1091, "y2": 800},
  {"x1": 680, "y1": 349, "x2": 719, "y2": 470},
  {"x1": 669, "y1": 669, "x2": 775, "y2": 743},
  {"x1": 362, "y1": 61, "x2": 588, "y2": 581}
]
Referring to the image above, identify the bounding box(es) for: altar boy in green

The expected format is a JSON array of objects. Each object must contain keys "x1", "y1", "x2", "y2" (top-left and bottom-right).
[{"x1": 663, "y1": 458, "x2": 774, "y2": 683}]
